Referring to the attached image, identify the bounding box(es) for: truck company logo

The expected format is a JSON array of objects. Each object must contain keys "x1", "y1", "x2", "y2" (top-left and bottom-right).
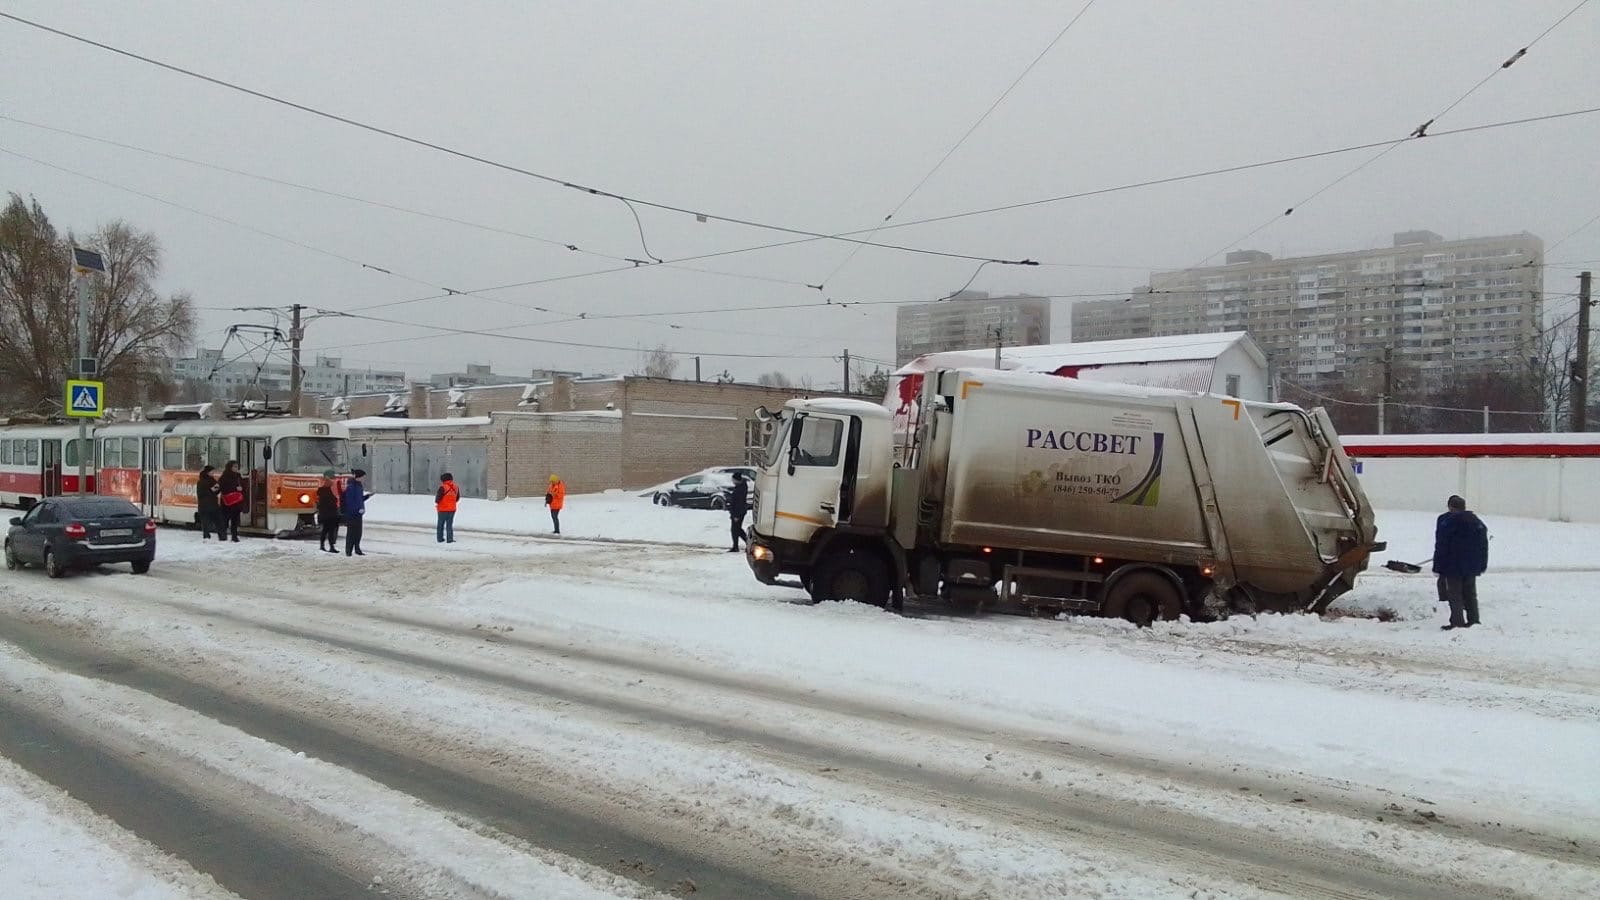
[{"x1": 1018, "y1": 429, "x2": 1164, "y2": 507}]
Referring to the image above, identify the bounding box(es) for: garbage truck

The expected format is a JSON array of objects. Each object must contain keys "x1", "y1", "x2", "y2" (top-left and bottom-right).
[{"x1": 744, "y1": 368, "x2": 1383, "y2": 623}]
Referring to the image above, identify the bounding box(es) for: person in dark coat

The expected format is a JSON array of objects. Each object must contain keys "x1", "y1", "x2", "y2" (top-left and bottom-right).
[
  {"x1": 196, "y1": 465, "x2": 222, "y2": 540},
  {"x1": 342, "y1": 468, "x2": 371, "y2": 556},
  {"x1": 727, "y1": 474, "x2": 750, "y2": 553},
  {"x1": 1433, "y1": 494, "x2": 1488, "y2": 630},
  {"x1": 315, "y1": 469, "x2": 341, "y2": 553},
  {"x1": 217, "y1": 461, "x2": 245, "y2": 543}
]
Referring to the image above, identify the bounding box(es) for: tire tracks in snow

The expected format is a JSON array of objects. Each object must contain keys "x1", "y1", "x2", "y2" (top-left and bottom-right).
[{"x1": 49, "y1": 568, "x2": 1577, "y2": 900}]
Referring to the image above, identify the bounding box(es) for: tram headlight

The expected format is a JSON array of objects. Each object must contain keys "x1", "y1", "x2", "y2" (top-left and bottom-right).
[{"x1": 298, "y1": 493, "x2": 312, "y2": 505}]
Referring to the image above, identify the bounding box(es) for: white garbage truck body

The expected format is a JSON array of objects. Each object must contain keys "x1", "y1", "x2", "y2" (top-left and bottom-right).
[{"x1": 745, "y1": 368, "x2": 1382, "y2": 622}]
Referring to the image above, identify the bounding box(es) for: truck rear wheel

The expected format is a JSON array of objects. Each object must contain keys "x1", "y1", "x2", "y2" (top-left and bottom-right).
[
  {"x1": 1103, "y1": 572, "x2": 1182, "y2": 627},
  {"x1": 811, "y1": 548, "x2": 890, "y2": 608}
]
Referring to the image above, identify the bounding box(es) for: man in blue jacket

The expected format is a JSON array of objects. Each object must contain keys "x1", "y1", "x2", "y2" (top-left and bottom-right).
[
  {"x1": 343, "y1": 468, "x2": 371, "y2": 557},
  {"x1": 1433, "y1": 494, "x2": 1488, "y2": 630}
]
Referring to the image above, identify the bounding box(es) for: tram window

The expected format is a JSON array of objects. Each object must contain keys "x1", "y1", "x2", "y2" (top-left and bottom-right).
[
  {"x1": 65, "y1": 439, "x2": 81, "y2": 468},
  {"x1": 207, "y1": 438, "x2": 231, "y2": 468},
  {"x1": 0, "y1": 441, "x2": 9, "y2": 465},
  {"x1": 183, "y1": 437, "x2": 205, "y2": 471},
  {"x1": 122, "y1": 441, "x2": 140, "y2": 468},
  {"x1": 101, "y1": 438, "x2": 118, "y2": 467},
  {"x1": 25, "y1": 440, "x2": 39, "y2": 465},
  {"x1": 162, "y1": 437, "x2": 183, "y2": 470}
]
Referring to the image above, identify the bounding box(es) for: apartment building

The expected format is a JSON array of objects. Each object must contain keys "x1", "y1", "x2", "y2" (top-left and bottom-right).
[
  {"x1": 169, "y1": 350, "x2": 407, "y2": 398},
  {"x1": 895, "y1": 291, "x2": 1052, "y2": 365},
  {"x1": 1071, "y1": 230, "x2": 1544, "y2": 389}
]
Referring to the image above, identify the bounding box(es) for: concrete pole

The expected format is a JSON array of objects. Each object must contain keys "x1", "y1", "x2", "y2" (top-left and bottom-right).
[
  {"x1": 1483, "y1": 405, "x2": 1490, "y2": 433},
  {"x1": 1575, "y1": 271, "x2": 1592, "y2": 432},
  {"x1": 75, "y1": 275, "x2": 90, "y2": 496},
  {"x1": 288, "y1": 304, "x2": 304, "y2": 416}
]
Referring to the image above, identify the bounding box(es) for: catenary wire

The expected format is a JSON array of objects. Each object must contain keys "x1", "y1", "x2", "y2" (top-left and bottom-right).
[
  {"x1": 1192, "y1": 0, "x2": 1593, "y2": 267},
  {"x1": 816, "y1": 0, "x2": 1097, "y2": 288},
  {"x1": 0, "y1": 10, "x2": 1039, "y2": 268},
  {"x1": 0, "y1": 114, "x2": 830, "y2": 293}
]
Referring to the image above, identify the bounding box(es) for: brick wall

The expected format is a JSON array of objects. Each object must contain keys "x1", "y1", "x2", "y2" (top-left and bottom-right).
[{"x1": 487, "y1": 411, "x2": 622, "y2": 499}]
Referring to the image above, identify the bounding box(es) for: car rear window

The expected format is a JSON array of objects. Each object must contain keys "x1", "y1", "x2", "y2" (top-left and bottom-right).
[{"x1": 61, "y1": 500, "x2": 142, "y2": 519}]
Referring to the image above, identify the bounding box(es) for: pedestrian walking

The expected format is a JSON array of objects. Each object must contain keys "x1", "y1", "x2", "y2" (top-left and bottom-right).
[
  {"x1": 343, "y1": 468, "x2": 370, "y2": 556},
  {"x1": 727, "y1": 473, "x2": 749, "y2": 552},
  {"x1": 196, "y1": 465, "x2": 222, "y2": 540},
  {"x1": 435, "y1": 472, "x2": 459, "y2": 543},
  {"x1": 217, "y1": 461, "x2": 245, "y2": 543},
  {"x1": 316, "y1": 469, "x2": 341, "y2": 553},
  {"x1": 545, "y1": 474, "x2": 565, "y2": 535},
  {"x1": 1433, "y1": 494, "x2": 1488, "y2": 630}
]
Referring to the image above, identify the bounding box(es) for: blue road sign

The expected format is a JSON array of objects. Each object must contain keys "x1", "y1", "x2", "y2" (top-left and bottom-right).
[{"x1": 65, "y1": 379, "x2": 104, "y2": 418}]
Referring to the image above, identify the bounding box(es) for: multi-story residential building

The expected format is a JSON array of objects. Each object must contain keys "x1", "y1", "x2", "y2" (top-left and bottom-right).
[
  {"x1": 428, "y1": 364, "x2": 584, "y2": 388},
  {"x1": 894, "y1": 291, "x2": 1052, "y2": 365},
  {"x1": 1071, "y1": 230, "x2": 1544, "y2": 389},
  {"x1": 169, "y1": 350, "x2": 407, "y2": 398}
]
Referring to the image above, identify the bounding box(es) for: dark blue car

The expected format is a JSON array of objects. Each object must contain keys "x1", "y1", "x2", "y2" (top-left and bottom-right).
[{"x1": 5, "y1": 496, "x2": 157, "y2": 578}]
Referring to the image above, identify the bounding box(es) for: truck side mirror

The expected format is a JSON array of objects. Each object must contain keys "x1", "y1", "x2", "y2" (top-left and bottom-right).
[{"x1": 787, "y1": 418, "x2": 803, "y2": 475}]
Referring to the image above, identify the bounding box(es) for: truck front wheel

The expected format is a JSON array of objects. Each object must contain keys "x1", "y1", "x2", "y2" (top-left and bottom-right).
[
  {"x1": 811, "y1": 548, "x2": 890, "y2": 608},
  {"x1": 1103, "y1": 572, "x2": 1182, "y2": 627}
]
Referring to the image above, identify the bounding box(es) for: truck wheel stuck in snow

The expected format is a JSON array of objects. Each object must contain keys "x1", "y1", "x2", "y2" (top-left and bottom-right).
[{"x1": 743, "y1": 368, "x2": 1384, "y2": 624}]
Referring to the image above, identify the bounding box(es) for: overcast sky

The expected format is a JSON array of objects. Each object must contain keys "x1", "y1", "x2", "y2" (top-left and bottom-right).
[{"x1": 3, "y1": 0, "x2": 1597, "y2": 388}]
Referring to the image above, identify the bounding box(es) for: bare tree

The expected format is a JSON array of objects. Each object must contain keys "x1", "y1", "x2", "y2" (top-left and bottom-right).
[
  {"x1": 0, "y1": 194, "x2": 195, "y2": 413},
  {"x1": 636, "y1": 344, "x2": 678, "y2": 379},
  {"x1": 756, "y1": 371, "x2": 793, "y2": 388}
]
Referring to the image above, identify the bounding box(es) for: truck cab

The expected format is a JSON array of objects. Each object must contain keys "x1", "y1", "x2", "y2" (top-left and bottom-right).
[{"x1": 746, "y1": 398, "x2": 896, "y2": 600}]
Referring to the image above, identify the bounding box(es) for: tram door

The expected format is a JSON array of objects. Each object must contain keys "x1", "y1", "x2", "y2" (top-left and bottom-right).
[
  {"x1": 40, "y1": 440, "x2": 63, "y2": 497},
  {"x1": 140, "y1": 438, "x2": 161, "y2": 515},
  {"x1": 240, "y1": 438, "x2": 270, "y2": 531}
]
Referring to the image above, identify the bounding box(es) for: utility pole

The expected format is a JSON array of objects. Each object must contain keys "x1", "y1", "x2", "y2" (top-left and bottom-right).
[
  {"x1": 288, "y1": 303, "x2": 304, "y2": 416},
  {"x1": 993, "y1": 326, "x2": 1004, "y2": 368},
  {"x1": 694, "y1": 356, "x2": 701, "y2": 383},
  {"x1": 842, "y1": 349, "x2": 850, "y2": 393},
  {"x1": 1378, "y1": 346, "x2": 1393, "y2": 436},
  {"x1": 1574, "y1": 271, "x2": 1592, "y2": 432},
  {"x1": 69, "y1": 247, "x2": 104, "y2": 496}
]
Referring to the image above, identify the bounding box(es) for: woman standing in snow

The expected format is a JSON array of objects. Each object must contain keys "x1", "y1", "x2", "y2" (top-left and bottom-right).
[
  {"x1": 196, "y1": 465, "x2": 222, "y2": 540},
  {"x1": 217, "y1": 460, "x2": 244, "y2": 543},
  {"x1": 316, "y1": 469, "x2": 341, "y2": 553}
]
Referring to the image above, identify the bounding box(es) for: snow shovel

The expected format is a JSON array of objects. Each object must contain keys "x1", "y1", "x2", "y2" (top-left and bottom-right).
[{"x1": 1384, "y1": 557, "x2": 1431, "y2": 574}]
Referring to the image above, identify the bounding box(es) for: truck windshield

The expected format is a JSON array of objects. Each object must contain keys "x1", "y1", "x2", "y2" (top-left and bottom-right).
[
  {"x1": 272, "y1": 437, "x2": 349, "y2": 474},
  {"x1": 762, "y1": 417, "x2": 790, "y2": 469}
]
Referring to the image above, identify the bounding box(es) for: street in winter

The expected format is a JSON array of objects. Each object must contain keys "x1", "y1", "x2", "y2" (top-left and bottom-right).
[
  {"x1": 4, "y1": 1, "x2": 1600, "y2": 897},
  {"x1": 0, "y1": 494, "x2": 1595, "y2": 899}
]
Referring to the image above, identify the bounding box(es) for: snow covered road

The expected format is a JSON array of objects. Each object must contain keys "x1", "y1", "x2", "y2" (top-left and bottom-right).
[{"x1": 1, "y1": 509, "x2": 1597, "y2": 899}]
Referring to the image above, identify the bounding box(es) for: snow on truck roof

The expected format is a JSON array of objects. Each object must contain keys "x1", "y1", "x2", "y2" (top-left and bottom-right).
[{"x1": 894, "y1": 332, "x2": 1263, "y2": 375}]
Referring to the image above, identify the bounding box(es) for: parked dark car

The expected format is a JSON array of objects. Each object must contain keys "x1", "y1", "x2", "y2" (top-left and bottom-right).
[
  {"x1": 5, "y1": 497, "x2": 157, "y2": 578},
  {"x1": 652, "y1": 468, "x2": 755, "y2": 510}
]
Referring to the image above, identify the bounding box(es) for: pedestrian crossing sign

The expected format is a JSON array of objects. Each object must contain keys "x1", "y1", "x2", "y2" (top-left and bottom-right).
[{"x1": 65, "y1": 379, "x2": 104, "y2": 418}]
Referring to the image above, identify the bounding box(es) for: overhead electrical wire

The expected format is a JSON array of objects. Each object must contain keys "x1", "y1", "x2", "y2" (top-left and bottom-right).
[
  {"x1": 1544, "y1": 212, "x2": 1600, "y2": 257},
  {"x1": 1193, "y1": 0, "x2": 1594, "y2": 266},
  {"x1": 815, "y1": 0, "x2": 1097, "y2": 288},
  {"x1": 0, "y1": 10, "x2": 1039, "y2": 268},
  {"x1": 0, "y1": 114, "x2": 829, "y2": 293}
]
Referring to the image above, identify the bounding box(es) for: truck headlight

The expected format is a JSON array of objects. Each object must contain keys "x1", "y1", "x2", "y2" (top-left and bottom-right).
[{"x1": 752, "y1": 545, "x2": 773, "y2": 561}]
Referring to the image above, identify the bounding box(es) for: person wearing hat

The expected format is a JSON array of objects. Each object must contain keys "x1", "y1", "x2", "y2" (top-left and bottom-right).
[
  {"x1": 196, "y1": 464, "x2": 222, "y2": 540},
  {"x1": 435, "y1": 472, "x2": 459, "y2": 543},
  {"x1": 544, "y1": 474, "x2": 565, "y2": 535},
  {"x1": 315, "y1": 469, "x2": 342, "y2": 553},
  {"x1": 342, "y1": 468, "x2": 372, "y2": 556},
  {"x1": 1433, "y1": 494, "x2": 1488, "y2": 630}
]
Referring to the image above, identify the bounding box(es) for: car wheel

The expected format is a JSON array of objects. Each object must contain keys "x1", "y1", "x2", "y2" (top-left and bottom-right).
[
  {"x1": 654, "y1": 493, "x2": 669, "y2": 507},
  {"x1": 130, "y1": 559, "x2": 151, "y2": 575},
  {"x1": 3, "y1": 541, "x2": 18, "y2": 571},
  {"x1": 44, "y1": 547, "x2": 66, "y2": 579},
  {"x1": 710, "y1": 495, "x2": 726, "y2": 511}
]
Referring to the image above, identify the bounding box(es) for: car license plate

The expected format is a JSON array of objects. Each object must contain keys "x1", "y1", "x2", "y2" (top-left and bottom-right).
[{"x1": 101, "y1": 529, "x2": 133, "y2": 537}]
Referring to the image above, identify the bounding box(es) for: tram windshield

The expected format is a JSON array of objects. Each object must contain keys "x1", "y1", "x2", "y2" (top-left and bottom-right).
[{"x1": 272, "y1": 437, "x2": 350, "y2": 474}]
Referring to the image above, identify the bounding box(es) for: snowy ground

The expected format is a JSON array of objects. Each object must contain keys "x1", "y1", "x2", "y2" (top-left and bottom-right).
[{"x1": 0, "y1": 497, "x2": 1596, "y2": 898}]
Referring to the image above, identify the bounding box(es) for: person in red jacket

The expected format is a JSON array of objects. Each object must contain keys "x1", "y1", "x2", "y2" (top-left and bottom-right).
[
  {"x1": 435, "y1": 472, "x2": 459, "y2": 543},
  {"x1": 545, "y1": 475, "x2": 565, "y2": 535}
]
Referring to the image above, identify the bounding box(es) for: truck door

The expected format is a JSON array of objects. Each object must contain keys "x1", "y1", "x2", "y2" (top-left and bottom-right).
[{"x1": 769, "y1": 413, "x2": 848, "y2": 544}]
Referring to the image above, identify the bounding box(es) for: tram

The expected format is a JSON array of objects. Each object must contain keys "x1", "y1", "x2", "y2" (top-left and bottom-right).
[
  {"x1": 0, "y1": 424, "x2": 96, "y2": 504},
  {"x1": 0, "y1": 417, "x2": 351, "y2": 537}
]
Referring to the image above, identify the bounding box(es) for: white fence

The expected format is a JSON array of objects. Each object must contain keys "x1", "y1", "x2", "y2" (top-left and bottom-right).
[{"x1": 1352, "y1": 455, "x2": 1600, "y2": 523}]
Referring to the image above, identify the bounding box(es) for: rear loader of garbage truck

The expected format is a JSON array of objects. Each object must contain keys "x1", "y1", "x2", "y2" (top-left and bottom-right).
[{"x1": 743, "y1": 369, "x2": 1383, "y2": 623}]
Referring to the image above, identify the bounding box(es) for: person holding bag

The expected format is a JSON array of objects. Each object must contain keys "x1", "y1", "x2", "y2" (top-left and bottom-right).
[{"x1": 217, "y1": 460, "x2": 245, "y2": 543}]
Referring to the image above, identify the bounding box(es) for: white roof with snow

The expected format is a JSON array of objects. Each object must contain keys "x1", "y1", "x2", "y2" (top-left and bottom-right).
[
  {"x1": 894, "y1": 332, "x2": 1264, "y2": 375},
  {"x1": 346, "y1": 416, "x2": 493, "y2": 430}
]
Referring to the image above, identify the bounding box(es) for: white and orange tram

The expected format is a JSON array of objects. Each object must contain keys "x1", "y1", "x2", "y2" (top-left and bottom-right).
[{"x1": 0, "y1": 418, "x2": 351, "y2": 537}]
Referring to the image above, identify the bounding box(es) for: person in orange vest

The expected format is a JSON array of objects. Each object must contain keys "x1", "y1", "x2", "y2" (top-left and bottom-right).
[
  {"x1": 435, "y1": 472, "x2": 459, "y2": 543},
  {"x1": 545, "y1": 474, "x2": 565, "y2": 535}
]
